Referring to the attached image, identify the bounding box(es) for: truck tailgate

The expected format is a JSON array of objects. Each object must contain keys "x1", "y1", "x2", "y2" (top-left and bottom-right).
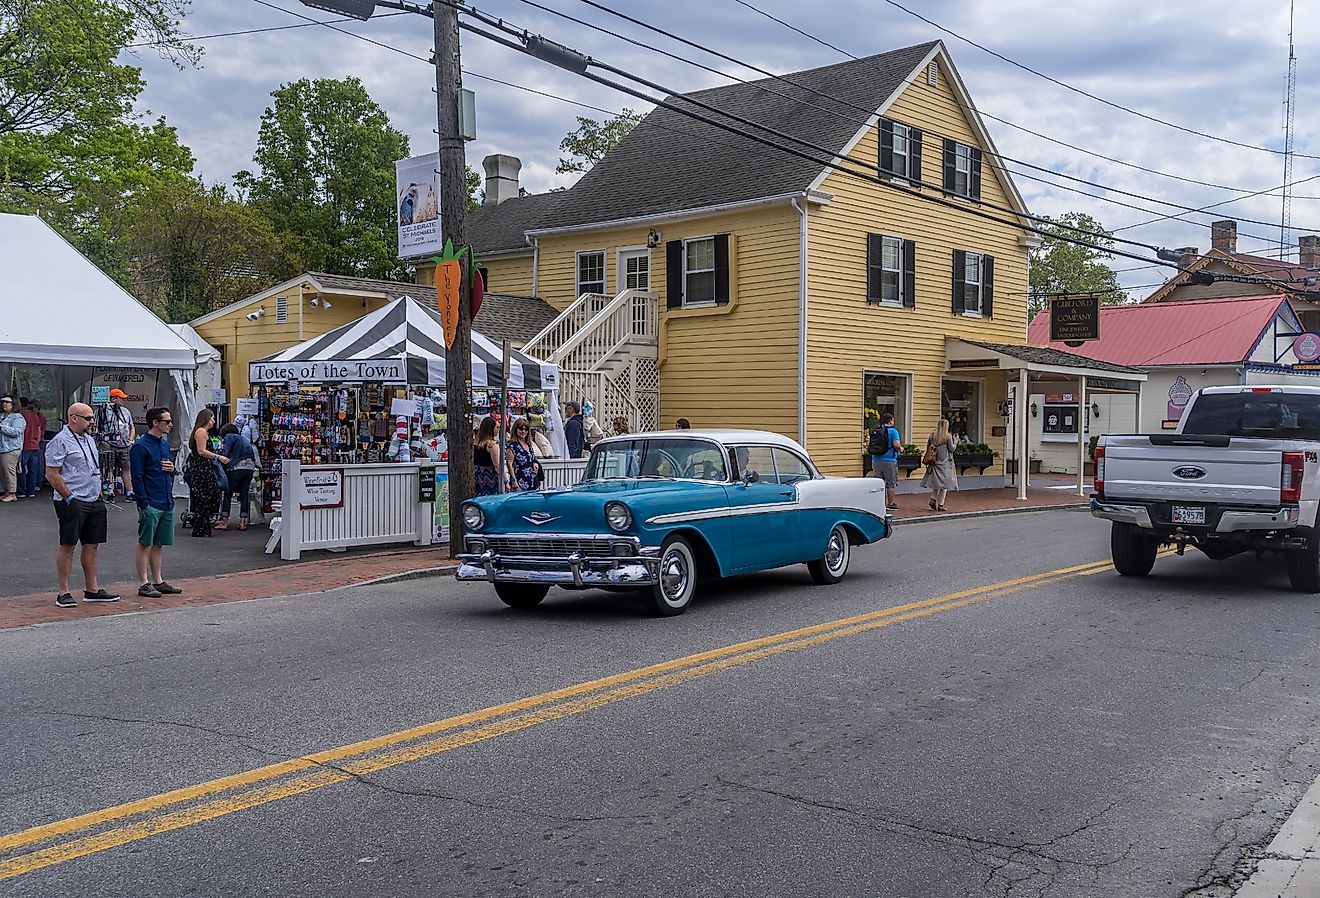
[{"x1": 1102, "y1": 437, "x2": 1282, "y2": 506}]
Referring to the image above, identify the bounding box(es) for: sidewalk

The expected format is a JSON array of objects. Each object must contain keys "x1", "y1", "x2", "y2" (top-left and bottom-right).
[{"x1": 888, "y1": 479, "x2": 1088, "y2": 523}]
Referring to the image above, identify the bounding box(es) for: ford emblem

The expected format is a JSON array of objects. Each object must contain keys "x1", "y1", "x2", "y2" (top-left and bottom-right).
[{"x1": 1172, "y1": 465, "x2": 1207, "y2": 480}]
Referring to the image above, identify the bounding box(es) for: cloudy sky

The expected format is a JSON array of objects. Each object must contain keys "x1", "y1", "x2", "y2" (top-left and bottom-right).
[{"x1": 129, "y1": 0, "x2": 1318, "y2": 298}]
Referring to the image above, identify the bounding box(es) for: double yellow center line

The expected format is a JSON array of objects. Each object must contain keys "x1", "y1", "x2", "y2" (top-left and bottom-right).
[{"x1": 0, "y1": 555, "x2": 1137, "y2": 880}]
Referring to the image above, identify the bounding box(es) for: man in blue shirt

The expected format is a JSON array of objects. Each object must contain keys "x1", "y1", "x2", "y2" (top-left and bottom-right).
[
  {"x1": 563, "y1": 402, "x2": 585, "y2": 458},
  {"x1": 871, "y1": 412, "x2": 901, "y2": 511},
  {"x1": 129, "y1": 407, "x2": 183, "y2": 599}
]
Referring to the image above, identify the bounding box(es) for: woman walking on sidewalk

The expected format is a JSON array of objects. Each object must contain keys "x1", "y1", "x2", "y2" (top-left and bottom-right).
[
  {"x1": 921, "y1": 417, "x2": 959, "y2": 512},
  {"x1": 185, "y1": 409, "x2": 227, "y2": 537}
]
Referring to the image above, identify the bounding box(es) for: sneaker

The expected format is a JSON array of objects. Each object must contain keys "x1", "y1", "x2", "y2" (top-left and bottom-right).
[
  {"x1": 124, "y1": 492, "x2": 135, "y2": 502},
  {"x1": 138, "y1": 583, "x2": 162, "y2": 598},
  {"x1": 154, "y1": 582, "x2": 182, "y2": 595},
  {"x1": 82, "y1": 589, "x2": 120, "y2": 603},
  {"x1": 55, "y1": 593, "x2": 76, "y2": 608}
]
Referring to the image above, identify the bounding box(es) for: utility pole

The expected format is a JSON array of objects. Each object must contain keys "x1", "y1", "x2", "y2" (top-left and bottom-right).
[{"x1": 433, "y1": 0, "x2": 473, "y2": 542}]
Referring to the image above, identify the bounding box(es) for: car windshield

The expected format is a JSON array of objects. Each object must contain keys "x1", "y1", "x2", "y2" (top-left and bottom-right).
[
  {"x1": 584, "y1": 438, "x2": 729, "y2": 482},
  {"x1": 1182, "y1": 393, "x2": 1320, "y2": 440}
]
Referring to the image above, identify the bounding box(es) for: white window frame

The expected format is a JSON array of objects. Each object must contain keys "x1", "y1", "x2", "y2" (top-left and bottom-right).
[
  {"x1": 861, "y1": 370, "x2": 913, "y2": 450},
  {"x1": 876, "y1": 234, "x2": 903, "y2": 307},
  {"x1": 891, "y1": 122, "x2": 910, "y2": 181},
  {"x1": 576, "y1": 249, "x2": 606, "y2": 297},
  {"x1": 682, "y1": 236, "x2": 717, "y2": 309},
  {"x1": 940, "y1": 376, "x2": 986, "y2": 444},
  {"x1": 962, "y1": 251, "x2": 983, "y2": 317},
  {"x1": 953, "y1": 143, "x2": 973, "y2": 197}
]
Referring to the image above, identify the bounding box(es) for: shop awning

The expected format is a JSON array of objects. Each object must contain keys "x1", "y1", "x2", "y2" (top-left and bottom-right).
[
  {"x1": 946, "y1": 338, "x2": 1147, "y2": 386},
  {"x1": 0, "y1": 214, "x2": 197, "y2": 369},
  {"x1": 249, "y1": 295, "x2": 559, "y2": 389}
]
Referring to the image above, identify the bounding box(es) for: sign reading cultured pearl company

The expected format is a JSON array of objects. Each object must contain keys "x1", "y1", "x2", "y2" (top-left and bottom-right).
[
  {"x1": 249, "y1": 360, "x2": 408, "y2": 384},
  {"x1": 300, "y1": 468, "x2": 344, "y2": 509}
]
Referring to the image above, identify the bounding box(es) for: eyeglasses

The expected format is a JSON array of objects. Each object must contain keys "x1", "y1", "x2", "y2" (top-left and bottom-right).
[
  {"x1": 158, "y1": 419, "x2": 173, "y2": 425},
  {"x1": 72, "y1": 414, "x2": 94, "y2": 421},
  {"x1": 516, "y1": 426, "x2": 529, "y2": 431}
]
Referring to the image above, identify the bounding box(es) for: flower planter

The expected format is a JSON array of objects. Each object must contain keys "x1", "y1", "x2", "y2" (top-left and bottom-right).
[
  {"x1": 898, "y1": 456, "x2": 921, "y2": 477},
  {"x1": 1005, "y1": 459, "x2": 1042, "y2": 476},
  {"x1": 953, "y1": 452, "x2": 994, "y2": 475}
]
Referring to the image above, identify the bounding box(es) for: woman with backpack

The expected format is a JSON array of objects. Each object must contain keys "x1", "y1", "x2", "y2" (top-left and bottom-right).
[
  {"x1": 216, "y1": 423, "x2": 258, "y2": 531},
  {"x1": 920, "y1": 417, "x2": 959, "y2": 512}
]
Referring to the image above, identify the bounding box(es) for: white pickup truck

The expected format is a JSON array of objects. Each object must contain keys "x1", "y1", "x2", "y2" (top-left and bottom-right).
[{"x1": 1091, "y1": 385, "x2": 1320, "y2": 592}]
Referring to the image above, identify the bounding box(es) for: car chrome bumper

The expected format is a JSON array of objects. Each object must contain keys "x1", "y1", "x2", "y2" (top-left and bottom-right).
[
  {"x1": 456, "y1": 545, "x2": 662, "y2": 587},
  {"x1": 1090, "y1": 498, "x2": 1300, "y2": 532}
]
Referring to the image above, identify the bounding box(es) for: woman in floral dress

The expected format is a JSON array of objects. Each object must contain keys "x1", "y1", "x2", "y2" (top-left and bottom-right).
[
  {"x1": 187, "y1": 409, "x2": 227, "y2": 536},
  {"x1": 505, "y1": 417, "x2": 541, "y2": 491}
]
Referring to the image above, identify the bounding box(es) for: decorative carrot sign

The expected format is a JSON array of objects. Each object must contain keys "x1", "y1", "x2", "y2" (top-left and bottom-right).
[{"x1": 432, "y1": 241, "x2": 480, "y2": 349}]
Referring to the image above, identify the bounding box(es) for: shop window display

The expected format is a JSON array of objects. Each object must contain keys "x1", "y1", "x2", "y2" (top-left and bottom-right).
[
  {"x1": 862, "y1": 372, "x2": 909, "y2": 443},
  {"x1": 941, "y1": 380, "x2": 981, "y2": 443}
]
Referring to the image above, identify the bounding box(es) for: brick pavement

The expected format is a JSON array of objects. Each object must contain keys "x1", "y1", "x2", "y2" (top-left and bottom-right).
[{"x1": 0, "y1": 482, "x2": 1089, "y2": 629}]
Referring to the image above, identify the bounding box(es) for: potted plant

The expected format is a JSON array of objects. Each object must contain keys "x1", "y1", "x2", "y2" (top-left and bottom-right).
[
  {"x1": 898, "y1": 443, "x2": 921, "y2": 476},
  {"x1": 1084, "y1": 435, "x2": 1100, "y2": 476},
  {"x1": 953, "y1": 441, "x2": 995, "y2": 475}
]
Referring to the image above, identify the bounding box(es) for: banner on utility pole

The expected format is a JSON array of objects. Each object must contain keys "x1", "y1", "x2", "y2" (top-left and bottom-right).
[{"x1": 395, "y1": 152, "x2": 442, "y2": 258}]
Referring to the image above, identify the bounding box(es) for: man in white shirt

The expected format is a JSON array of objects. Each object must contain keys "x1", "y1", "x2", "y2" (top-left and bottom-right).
[
  {"x1": 45, "y1": 403, "x2": 119, "y2": 608},
  {"x1": 95, "y1": 388, "x2": 136, "y2": 500}
]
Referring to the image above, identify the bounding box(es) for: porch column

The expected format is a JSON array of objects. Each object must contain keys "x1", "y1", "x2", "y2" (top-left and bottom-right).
[
  {"x1": 1018, "y1": 367, "x2": 1029, "y2": 501},
  {"x1": 1134, "y1": 385, "x2": 1142, "y2": 434},
  {"x1": 1076, "y1": 374, "x2": 1087, "y2": 497}
]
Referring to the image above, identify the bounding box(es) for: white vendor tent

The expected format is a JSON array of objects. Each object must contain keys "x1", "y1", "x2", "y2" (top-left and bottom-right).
[
  {"x1": 168, "y1": 323, "x2": 223, "y2": 405},
  {"x1": 0, "y1": 213, "x2": 200, "y2": 430}
]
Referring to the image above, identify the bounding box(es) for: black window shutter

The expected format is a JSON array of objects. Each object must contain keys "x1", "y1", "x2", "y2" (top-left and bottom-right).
[
  {"x1": 942, "y1": 138, "x2": 956, "y2": 193},
  {"x1": 879, "y1": 120, "x2": 894, "y2": 175},
  {"x1": 982, "y1": 254, "x2": 994, "y2": 317},
  {"x1": 970, "y1": 148, "x2": 983, "y2": 201},
  {"x1": 666, "y1": 240, "x2": 683, "y2": 308},
  {"x1": 713, "y1": 234, "x2": 731, "y2": 306},
  {"x1": 866, "y1": 234, "x2": 883, "y2": 303},
  {"x1": 902, "y1": 239, "x2": 916, "y2": 308},
  {"x1": 909, "y1": 128, "x2": 923, "y2": 183},
  {"x1": 951, "y1": 250, "x2": 966, "y2": 314}
]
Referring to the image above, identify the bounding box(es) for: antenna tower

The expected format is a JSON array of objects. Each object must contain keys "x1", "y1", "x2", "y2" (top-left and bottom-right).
[{"x1": 1281, "y1": 0, "x2": 1296, "y2": 257}]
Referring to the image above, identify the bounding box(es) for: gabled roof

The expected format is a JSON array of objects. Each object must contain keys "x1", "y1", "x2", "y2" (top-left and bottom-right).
[
  {"x1": 189, "y1": 271, "x2": 559, "y2": 347},
  {"x1": 470, "y1": 192, "x2": 565, "y2": 255},
  {"x1": 1143, "y1": 249, "x2": 1318, "y2": 304},
  {"x1": 1028, "y1": 295, "x2": 1289, "y2": 366},
  {"x1": 538, "y1": 41, "x2": 942, "y2": 231}
]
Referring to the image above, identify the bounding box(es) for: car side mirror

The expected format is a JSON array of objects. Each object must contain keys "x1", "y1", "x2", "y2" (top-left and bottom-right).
[{"x1": 741, "y1": 469, "x2": 760, "y2": 485}]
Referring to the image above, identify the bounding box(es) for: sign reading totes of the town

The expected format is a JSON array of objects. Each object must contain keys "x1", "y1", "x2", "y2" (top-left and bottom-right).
[
  {"x1": 249, "y1": 360, "x2": 408, "y2": 384},
  {"x1": 1050, "y1": 295, "x2": 1101, "y2": 346}
]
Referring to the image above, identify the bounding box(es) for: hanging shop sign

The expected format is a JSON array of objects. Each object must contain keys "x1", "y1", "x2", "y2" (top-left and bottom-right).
[
  {"x1": 249, "y1": 360, "x2": 409, "y2": 385},
  {"x1": 395, "y1": 152, "x2": 442, "y2": 259},
  {"x1": 300, "y1": 468, "x2": 344, "y2": 509},
  {"x1": 236, "y1": 398, "x2": 259, "y2": 416},
  {"x1": 1167, "y1": 375, "x2": 1194, "y2": 421},
  {"x1": 1293, "y1": 333, "x2": 1320, "y2": 363},
  {"x1": 949, "y1": 358, "x2": 999, "y2": 370},
  {"x1": 1049, "y1": 295, "x2": 1101, "y2": 346}
]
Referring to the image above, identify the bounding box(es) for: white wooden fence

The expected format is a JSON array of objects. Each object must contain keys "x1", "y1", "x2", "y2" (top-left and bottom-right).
[{"x1": 269, "y1": 458, "x2": 590, "y2": 560}]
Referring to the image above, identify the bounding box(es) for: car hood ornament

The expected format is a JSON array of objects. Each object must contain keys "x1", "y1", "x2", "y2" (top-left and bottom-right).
[{"x1": 524, "y1": 512, "x2": 560, "y2": 526}]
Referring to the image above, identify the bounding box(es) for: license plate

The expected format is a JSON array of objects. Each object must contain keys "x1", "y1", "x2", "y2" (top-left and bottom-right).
[{"x1": 1171, "y1": 505, "x2": 1206, "y2": 525}]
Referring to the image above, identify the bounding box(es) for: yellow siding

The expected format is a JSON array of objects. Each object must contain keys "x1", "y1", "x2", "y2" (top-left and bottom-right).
[
  {"x1": 803, "y1": 57, "x2": 1029, "y2": 475},
  {"x1": 416, "y1": 255, "x2": 536, "y2": 297},
  {"x1": 535, "y1": 206, "x2": 801, "y2": 433},
  {"x1": 194, "y1": 290, "x2": 391, "y2": 399}
]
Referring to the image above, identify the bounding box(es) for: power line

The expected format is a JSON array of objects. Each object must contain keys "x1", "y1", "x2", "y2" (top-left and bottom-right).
[{"x1": 125, "y1": 11, "x2": 407, "y2": 48}]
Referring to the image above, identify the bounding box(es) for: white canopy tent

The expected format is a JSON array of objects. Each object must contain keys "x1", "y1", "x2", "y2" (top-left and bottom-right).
[{"x1": 0, "y1": 213, "x2": 200, "y2": 430}]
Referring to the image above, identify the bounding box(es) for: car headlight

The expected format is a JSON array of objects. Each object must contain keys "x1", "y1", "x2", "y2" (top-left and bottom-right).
[
  {"x1": 462, "y1": 503, "x2": 485, "y2": 531},
  {"x1": 605, "y1": 501, "x2": 632, "y2": 532}
]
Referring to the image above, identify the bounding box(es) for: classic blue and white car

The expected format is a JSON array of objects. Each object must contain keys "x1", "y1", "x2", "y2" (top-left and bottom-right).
[{"x1": 456, "y1": 430, "x2": 892, "y2": 615}]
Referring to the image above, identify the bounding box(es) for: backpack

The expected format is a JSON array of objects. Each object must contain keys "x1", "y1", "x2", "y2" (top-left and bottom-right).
[{"x1": 867, "y1": 427, "x2": 885, "y2": 455}]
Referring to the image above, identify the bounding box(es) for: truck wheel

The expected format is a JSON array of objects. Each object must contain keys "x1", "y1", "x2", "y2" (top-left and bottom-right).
[
  {"x1": 494, "y1": 583, "x2": 550, "y2": 608},
  {"x1": 808, "y1": 524, "x2": 851, "y2": 585},
  {"x1": 1111, "y1": 522, "x2": 1157, "y2": 577},
  {"x1": 641, "y1": 535, "x2": 698, "y2": 616},
  {"x1": 1286, "y1": 529, "x2": 1320, "y2": 593}
]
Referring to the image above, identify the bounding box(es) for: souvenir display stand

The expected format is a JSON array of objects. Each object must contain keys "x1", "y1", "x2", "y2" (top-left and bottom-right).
[{"x1": 248, "y1": 296, "x2": 569, "y2": 557}]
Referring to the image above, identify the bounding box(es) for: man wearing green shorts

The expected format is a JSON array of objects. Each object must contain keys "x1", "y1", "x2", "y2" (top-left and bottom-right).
[{"x1": 129, "y1": 407, "x2": 183, "y2": 598}]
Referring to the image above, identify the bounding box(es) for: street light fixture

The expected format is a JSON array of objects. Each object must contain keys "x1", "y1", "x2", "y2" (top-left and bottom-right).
[{"x1": 298, "y1": 0, "x2": 375, "y2": 19}]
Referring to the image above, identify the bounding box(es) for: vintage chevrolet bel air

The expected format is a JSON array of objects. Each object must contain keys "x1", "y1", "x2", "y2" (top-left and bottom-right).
[{"x1": 456, "y1": 430, "x2": 892, "y2": 615}]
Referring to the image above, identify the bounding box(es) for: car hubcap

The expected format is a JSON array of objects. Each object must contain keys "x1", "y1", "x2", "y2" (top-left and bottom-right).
[
  {"x1": 826, "y1": 528, "x2": 847, "y2": 574},
  {"x1": 661, "y1": 547, "x2": 689, "y2": 604}
]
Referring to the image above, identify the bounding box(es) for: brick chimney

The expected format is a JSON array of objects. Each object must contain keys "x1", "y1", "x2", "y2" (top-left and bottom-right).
[
  {"x1": 482, "y1": 154, "x2": 521, "y2": 206},
  {"x1": 1211, "y1": 219, "x2": 1237, "y2": 253},
  {"x1": 1301, "y1": 235, "x2": 1320, "y2": 270},
  {"x1": 1175, "y1": 247, "x2": 1199, "y2": 269}
]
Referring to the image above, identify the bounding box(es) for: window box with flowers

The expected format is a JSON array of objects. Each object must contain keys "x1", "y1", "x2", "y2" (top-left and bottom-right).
[{"x1": 953, "y1": 443, "x2": 996, "y2": 475}]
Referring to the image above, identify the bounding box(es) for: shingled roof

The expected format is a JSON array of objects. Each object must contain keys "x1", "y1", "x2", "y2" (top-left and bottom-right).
[
  {"x1": 469, "y1": 191, "x2": 566, "y2": 256},
  {"x1": 535, "y1": 41, "x2": 939, "y2": 230}
]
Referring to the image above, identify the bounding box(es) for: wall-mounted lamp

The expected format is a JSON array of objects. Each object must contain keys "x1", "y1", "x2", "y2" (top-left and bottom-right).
[
  {"x1": 646, "y1": 228, "x2": 661, "y2": 248},
  {"x1": 309, "y1": 296, "x2": 333, "y2": 310},
  {"x1": 245, "y1": 305, "x2": 267, "y2": 322},
  {"x1": 1030, "y1": 402, "x2": 1038, "y2": 418},
  {"x1": 1091, "y1": 401, "x2": 1101, "y2": 418}
]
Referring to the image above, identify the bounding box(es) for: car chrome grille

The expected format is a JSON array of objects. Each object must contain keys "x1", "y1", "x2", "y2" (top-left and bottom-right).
[{"x1": 483, "y1": 536, "x2": 619, "y2": 559}]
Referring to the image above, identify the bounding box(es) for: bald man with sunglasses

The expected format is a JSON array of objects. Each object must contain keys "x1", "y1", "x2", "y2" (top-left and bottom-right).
[{"x1": 45, "y1": 403, "x2": 119, "y2": 608}]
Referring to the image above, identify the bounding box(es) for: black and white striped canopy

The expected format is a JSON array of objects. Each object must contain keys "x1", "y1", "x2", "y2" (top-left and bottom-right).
[{"x1": 249, "y1": 296, "x2": 559, "y2": 389}]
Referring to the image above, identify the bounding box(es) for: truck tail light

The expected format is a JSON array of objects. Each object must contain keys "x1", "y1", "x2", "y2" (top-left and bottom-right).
[
  {"x1": 1093, "y1": 445, "x2": 1105, "y2": 495},
  {"x1": 1282, "y1": 451, "x2": 1305, "y2": 502}
]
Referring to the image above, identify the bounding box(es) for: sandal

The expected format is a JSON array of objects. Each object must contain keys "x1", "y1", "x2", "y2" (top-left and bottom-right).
[
  {"x1": 238, "y1": 520, "x2": 248, "y2": 532},
  {"x1": 215, "y1": 521, "x2": 229, "y2": 531},
  {"x1": 928, "y1": 499, "x2": 937, "y2": 510},
  {"x1": 937, "y1": 505, "x2": 947, "y2": 512}
]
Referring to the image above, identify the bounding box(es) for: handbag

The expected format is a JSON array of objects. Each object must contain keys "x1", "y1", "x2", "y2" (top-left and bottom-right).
[
  {"x1": 921, "y1": 439, "x2": 938, "y2": 467},
  {"x1": 212, "y1": 457, "x2": 229, "y2": 492}
]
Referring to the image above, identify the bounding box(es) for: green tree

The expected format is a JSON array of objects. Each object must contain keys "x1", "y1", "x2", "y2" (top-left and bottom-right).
[
  {"x1": 0, "y1": 0, "x2": 196, "y2": 237},
  {"x1": 107, "y1": 179, "x2": 304, "y2": 322},
  {"x1": 556, "y1": 108, "x2": 641, "y2": 174},
  {"x1": 235, "y1": 77, "x2": 409, "y2": 280},
  {"x1": 1028, "y1": 212, "x2": 1125, "y2": 318}
]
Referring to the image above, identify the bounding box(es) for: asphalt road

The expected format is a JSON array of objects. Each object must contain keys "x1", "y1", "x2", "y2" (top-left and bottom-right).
[{"x1": 3, "y1": 508, "x2": 1318, "y2": 897}]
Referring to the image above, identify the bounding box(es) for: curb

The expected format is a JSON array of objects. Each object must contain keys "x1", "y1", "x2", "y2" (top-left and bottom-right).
[
  {"x1": 328, "y1": 563, "x2": 459, "y2": 590},
  {"x1": 895, "y1": 501, "x2": 1089, "y2": 526}
]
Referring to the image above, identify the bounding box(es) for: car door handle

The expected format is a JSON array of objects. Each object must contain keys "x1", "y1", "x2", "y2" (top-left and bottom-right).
[{"x1": 779, "y1": 489, "x2": 794, "y2": 497}]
